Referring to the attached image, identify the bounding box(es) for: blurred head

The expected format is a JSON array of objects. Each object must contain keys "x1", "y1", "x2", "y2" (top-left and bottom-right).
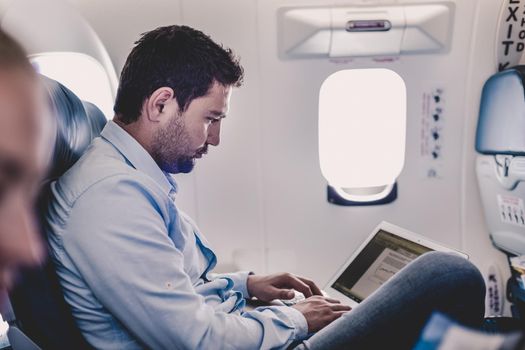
[
  {"x1": 113, "y1": 25, "x2": 243, "y2": 173},
  {"x1": 0, "y1": 30, "x2": 53, "y2": 288}
]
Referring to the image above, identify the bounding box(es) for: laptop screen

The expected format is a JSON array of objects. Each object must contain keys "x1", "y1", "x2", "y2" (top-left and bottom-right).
[{"x1": 331, "y1": 229, "x2": 433, "y2": 303}]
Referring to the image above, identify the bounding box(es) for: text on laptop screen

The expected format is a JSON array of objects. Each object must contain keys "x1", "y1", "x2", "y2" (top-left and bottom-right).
[{"x1": 331, "y1": 230, "x2": 433, "y2": 303}]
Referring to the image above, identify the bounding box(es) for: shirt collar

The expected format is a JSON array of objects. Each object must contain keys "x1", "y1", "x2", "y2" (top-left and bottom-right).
[{"x1": 100, "y1": 120, "x2": 176, "y2": 195}]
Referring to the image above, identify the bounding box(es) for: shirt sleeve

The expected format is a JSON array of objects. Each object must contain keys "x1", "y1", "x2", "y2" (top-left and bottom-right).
[
  {"x1": 61, "y1": 174, "x2": 307, "y2": 350},
  {"x1": 210, "y1": 271, "x2": 253, "y2": 299}
]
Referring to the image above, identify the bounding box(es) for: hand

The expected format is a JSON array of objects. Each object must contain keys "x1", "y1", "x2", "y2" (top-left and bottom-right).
[
  {"x1": 292, "y1": 296, "x2": 351, "y2": 333},
  {"x1": 247, "y1": 273, "x2": 322, "y2": 302}
]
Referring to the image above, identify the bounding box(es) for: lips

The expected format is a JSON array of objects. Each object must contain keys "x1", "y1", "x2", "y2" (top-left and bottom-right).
[{"x1": 195, "y1": 146, "x2": 208, "y2": 159}]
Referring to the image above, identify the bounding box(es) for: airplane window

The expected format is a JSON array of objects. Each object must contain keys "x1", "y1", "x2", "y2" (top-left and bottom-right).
[
  {"x1": 30, "y1": 52, "x2": 114, "y2": 120},
  {"x1": 319, "y1": 68, "x2": 406, "y2": 204}
]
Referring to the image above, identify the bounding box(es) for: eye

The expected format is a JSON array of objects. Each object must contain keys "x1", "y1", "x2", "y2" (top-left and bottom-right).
[{"x1": 1, "y1": 159, "x2": 23, "y2": 181}]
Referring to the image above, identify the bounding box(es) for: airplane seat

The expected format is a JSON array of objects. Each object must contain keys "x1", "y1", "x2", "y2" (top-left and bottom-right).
[
  {"x1": 8, "y1": 75, "x2": 106, "y2": 349},
  {"x1": 476, "y1": 65, "x2": 525, "y2": 321},
  {"x1": 82, "y1": 101, "x2": 107, "y2": 137}
]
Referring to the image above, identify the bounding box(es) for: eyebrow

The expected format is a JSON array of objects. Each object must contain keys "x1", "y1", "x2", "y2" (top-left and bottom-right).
[{"x1": 209, "y1": 110, "x2": 227, "y2": 118}]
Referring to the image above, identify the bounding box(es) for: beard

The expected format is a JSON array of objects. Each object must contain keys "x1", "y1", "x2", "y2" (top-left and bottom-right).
[{"x1": 151, "y1": 112, "x2": 201, "y2": 174}]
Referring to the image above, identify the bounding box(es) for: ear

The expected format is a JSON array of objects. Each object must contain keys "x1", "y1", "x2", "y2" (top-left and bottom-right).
[{"x1": 144, "y1": 87, "x2": 176, "y2": 122}]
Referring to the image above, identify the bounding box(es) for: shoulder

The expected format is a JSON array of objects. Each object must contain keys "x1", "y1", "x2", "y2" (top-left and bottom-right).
[{"x1": 53, "y1": 138, "x2": 167, "y2": 206}]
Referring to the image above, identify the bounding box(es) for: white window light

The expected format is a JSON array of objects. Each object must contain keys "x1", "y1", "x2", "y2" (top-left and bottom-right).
[
  {"x1": 319, "y1": 68, "x2": 407, "y2": 203},
  {"x1": 30, "y1": 52, "x2": 115, "y2": 120}
]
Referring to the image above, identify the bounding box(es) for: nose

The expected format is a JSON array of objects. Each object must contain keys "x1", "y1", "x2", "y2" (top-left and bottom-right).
[{"x1": 207, "y1": 120, "x2": 221, "y2": 146}]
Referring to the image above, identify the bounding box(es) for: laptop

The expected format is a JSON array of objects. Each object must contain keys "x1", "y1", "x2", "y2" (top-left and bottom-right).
[{"x1": 323, "y1": 221, "x2": 468, "y2": 308}]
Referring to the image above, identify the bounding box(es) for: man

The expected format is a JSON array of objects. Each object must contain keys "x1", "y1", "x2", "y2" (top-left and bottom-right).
[
  {"x1": 46, "y1": 25, "x2": 485, "y2": 349},
  {"x1": 0, "y1": 29, "x2": 53, "y2": 291}
]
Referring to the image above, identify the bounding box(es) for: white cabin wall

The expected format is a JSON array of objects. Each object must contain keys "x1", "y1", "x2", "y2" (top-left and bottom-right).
[
  {"x1": 66, "y1": 0, "x2": 184, "y2": 73},
  {"x1": 66, "y1": 0, "x2": 512, "y2": 297}
]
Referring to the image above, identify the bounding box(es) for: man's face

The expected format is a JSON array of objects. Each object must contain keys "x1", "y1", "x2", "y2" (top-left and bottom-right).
[
  {"x1": 152, "y1": 81, "x2": 231, "y2": 173},
  {"x1": 0, "y1": 68, "x2": 52, "y2": 287}
]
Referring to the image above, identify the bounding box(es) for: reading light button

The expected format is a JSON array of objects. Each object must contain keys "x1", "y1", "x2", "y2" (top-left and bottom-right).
[{"x1": 346, "y1": 20, "x2": 392, "y2": 32}]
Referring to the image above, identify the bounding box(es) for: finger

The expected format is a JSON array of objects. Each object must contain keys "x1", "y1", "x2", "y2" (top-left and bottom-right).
[
  {"x1": 324, "y1": 297, "x2": 342, "y2": 304},
  {"x1": 277, "y1": 288, "x2": 295, "y2": 300},
  {"x1": 298, "y1": 277, "x2": 323, "y2": 296},
  {"x1": 283, "y1": 276, "x2": 313, "y2": 297},
  {"x1": 330, "y1": 304, "x2": 352, "y2": 312}
]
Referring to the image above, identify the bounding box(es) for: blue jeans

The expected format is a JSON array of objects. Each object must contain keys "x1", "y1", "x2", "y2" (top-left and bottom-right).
[{"x1": 295, "y1": 251, "x2": 486, "y2": 349}]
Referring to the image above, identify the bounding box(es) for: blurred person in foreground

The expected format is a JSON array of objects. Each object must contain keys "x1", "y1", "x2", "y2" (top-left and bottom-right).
[{"x1": 0, "y1": 29, "x2": 53, "y2": 290}]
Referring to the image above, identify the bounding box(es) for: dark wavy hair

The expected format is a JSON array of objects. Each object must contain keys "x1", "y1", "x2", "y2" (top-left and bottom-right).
[{"x1": 114, "y1": 25, "x2": 244, "y2": 124}]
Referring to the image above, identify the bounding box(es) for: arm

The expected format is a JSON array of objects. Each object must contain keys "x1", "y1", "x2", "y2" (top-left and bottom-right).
[{"x1": 62, "y1": 174, "x2": 306, "y2": 350}]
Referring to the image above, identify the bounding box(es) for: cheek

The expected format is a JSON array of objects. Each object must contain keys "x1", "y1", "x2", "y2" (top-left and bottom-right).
[
  {"x1": 0, "y1": 191, "x2": 43, "y2": 264},
  {"x1": 187, "y1": 124, "x2": 208, "y2": 147}
]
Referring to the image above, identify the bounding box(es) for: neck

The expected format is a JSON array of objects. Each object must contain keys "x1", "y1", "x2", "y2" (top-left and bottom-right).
[{"x1": 113, "y1": 117, "x2": 154, "y2": 155}]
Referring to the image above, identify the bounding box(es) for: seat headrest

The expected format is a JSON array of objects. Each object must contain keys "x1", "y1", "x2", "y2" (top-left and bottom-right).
[
  {"x1": 476, "y1": 66, "x2": 525, "y2": 156},
  {"x1": 40, "y1": 76, "x2": 107, "y2": 179},
  {"x1": 82, "y1": 100, "x2": 107, "y2": 136}
]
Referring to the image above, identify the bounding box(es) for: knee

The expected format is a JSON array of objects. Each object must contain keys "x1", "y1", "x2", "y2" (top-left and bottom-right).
[{"x1": 418, "y1": 251, "x2": 485, "y2": 298}]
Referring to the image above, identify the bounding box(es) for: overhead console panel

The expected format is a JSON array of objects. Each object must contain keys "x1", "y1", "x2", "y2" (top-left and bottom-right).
[{"x1": 278, "y1": 3, "x2": 453, "y2": 58}]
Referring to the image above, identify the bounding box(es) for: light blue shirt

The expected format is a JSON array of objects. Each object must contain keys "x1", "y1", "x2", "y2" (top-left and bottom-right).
[{"x1": 45, "y1": 121, "x2": 308, "y2": 350}]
